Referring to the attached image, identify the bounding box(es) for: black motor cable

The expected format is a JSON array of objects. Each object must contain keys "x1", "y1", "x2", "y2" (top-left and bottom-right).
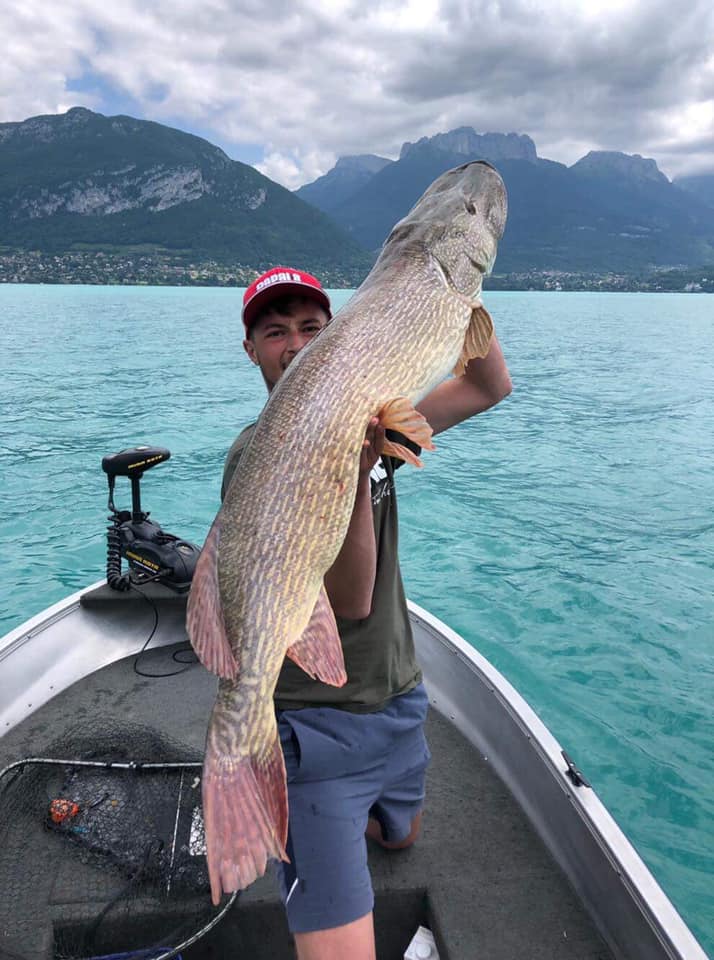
[
  {"x1": 131, "y1": 585, "x2": 197, "y2": 679},
  {"x1": 106, "y1": 521, "x2": 130, "y2": 591}
]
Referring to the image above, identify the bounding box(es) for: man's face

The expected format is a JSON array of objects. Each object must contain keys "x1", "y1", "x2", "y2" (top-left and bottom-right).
[{"x1": 244, "y1": 300, "x2": 329, "y2": 391}]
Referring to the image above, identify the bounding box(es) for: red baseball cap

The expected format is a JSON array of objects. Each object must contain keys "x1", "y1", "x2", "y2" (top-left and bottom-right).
[{"x1": 242, "y1": 266, "x2": 332, "y2": 332}]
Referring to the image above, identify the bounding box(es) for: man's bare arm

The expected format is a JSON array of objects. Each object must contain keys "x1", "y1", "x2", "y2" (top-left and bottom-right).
[
  {"x1": 417, "y1": 335, "x2": 512, "y2": 436},
  {"x1": 324, "y1": 419, "x2": 384, "y2": 619}
]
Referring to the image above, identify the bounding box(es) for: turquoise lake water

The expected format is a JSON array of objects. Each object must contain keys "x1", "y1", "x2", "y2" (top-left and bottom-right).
[{"x1": 1, "y1": 284, "x2": 712, "y2": 953}]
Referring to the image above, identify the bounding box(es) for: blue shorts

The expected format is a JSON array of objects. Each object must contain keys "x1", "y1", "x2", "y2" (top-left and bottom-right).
[{"x1": 274, "y1": 683, "x2": 430, "y2": 933}]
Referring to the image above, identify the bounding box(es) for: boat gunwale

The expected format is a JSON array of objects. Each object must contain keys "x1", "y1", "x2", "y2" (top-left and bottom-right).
[{"x1": 0, "y1": 583, "x2": 96, "y2": 662}]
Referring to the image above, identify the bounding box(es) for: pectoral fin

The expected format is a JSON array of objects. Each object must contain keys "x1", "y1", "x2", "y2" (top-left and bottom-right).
[
  {"x1": 377, "y1": 396, "x2": 435, "y2": 468},
  {"x1": 286, "y1": 586, "x2": 347, "y2": 687},
  {"x1": 453, "y1": 303, "x2": 494, "y2": 377},
  {"x1": 381, "y1": 438, "x2": 424, "y2": 467},
  {"x1": 186, "y1": 512, "x2": 238, "y2": 680}
]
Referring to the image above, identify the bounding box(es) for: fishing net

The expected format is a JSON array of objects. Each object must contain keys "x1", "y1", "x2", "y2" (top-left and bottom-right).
[{"x1": 0, "y1": 719, "x2": 237, "y2": 960}]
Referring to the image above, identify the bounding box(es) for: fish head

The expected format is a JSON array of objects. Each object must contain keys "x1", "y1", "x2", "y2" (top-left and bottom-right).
[{"x1": 383, "y1": 160, "x2": 507, "y2": 298}]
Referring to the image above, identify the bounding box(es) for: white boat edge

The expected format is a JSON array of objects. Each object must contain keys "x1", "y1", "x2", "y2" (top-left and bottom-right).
[{"x1": 0, "y1": 585, "x2": 708, "y2": 960}]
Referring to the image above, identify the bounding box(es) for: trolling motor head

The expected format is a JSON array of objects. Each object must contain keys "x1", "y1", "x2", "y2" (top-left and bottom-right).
[{"x1": 103, "y1": 445, "x2": 200, "y2": 593}]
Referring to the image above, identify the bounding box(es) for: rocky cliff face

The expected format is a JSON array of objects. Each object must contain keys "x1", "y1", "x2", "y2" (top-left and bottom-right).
[
  {"x1": 571, "y1": 150, "x2": 669, "y2": 184},
  {"x1": 16, "y1": 167, "x2": 221, "y2": 218},
  {"x1": 0, "y1": 107, "x2": 247, "y2": 219},
  {"x1": 399, "y1": 127, "x2": 538, "y2": 163}
]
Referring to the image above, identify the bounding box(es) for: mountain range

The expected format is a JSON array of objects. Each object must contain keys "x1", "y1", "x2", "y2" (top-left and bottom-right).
[
  {"x1": 1, "y1": 109, "x2": 714, "y2": 282},
  {"x1": 296, "y1": 127, "x2": 714, "y2": 274},
  {"x1": 0, "y1": 108, "x2": 372, "y2": 284}
]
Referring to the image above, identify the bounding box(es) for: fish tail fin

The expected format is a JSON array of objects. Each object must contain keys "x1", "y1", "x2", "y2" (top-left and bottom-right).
[
  {"x1": 203, "y1": 732, "x2": 289, "y2": 905},
  {"x1": 187, "y1": 511, "x2": 238, "y2": 680},
  {"x1": 378, "y1": 396, "x2": 435, "y2": 468}
]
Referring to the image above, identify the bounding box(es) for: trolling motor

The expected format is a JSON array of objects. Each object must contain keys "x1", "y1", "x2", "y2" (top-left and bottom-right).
[{"x1": 102, "y1": 445, "x2": 201, "y2": 593}]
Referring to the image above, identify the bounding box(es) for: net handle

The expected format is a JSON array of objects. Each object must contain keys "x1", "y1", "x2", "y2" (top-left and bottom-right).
[{"x1": 0, "y1": 757, "x2": 203, "y2": 787}]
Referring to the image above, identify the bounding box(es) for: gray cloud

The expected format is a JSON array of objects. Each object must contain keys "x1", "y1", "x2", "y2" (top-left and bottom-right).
[
  {"x1": 381, "y1": 1, "x2": 714, "y2": 165},
  {"x1": 1, "y1": 0, "x2": 712, "y2": 187}
]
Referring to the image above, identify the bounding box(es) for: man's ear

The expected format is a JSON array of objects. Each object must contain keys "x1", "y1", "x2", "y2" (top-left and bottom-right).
[{"x1": 243, "y1": 338, "x2": 259, "y2": 365}]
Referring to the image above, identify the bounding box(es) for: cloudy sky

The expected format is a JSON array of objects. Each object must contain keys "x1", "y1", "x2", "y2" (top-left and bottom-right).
[{"x1": 2, "y1": 0, "x2": 713, "y2": 189}]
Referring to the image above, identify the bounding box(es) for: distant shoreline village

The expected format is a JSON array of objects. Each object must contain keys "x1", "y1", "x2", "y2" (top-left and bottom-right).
[{"x1": 1, "y1": 251, "x2": 712, "y2": 293}]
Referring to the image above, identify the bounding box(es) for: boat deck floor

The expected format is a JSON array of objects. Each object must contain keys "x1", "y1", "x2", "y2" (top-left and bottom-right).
[{"x1": 0, "y1": 638, "x2": 614, "y2": 960}]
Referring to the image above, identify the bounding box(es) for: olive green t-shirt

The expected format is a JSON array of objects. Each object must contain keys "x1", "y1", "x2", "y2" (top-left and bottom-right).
[{"x1": 221, "y1": 424, "x2": 422, "y2": 712}]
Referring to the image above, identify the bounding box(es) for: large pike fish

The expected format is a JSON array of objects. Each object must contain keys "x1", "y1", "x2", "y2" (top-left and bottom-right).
[{"x1": 187, "y1": 160, "x2": 507, "y2": 904}]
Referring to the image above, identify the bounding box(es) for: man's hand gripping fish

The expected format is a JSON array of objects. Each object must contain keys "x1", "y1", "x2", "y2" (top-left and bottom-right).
[{"x1": 187, "y1": 160, "x2": 508, "y2": 904}]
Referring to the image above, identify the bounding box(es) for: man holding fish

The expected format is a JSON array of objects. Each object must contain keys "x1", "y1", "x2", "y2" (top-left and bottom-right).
[{"x1": 189, "y1": 161, "x2": 512, "y2": 959}]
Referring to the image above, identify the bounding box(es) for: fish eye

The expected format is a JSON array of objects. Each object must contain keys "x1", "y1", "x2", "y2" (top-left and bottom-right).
[{"x1": 464, "y1": 199, "x2": 477, "y2": 215}]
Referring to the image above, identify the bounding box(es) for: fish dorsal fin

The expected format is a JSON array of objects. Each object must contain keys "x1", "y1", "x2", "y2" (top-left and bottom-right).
[
  {"x1": 378, "y1": 397, "x2": 435, "y2": 468},
  {"x1": 186, "y1": 512, "x2": 239, "y2": 680},
  {"x1": 453, "y1": 302, "x2": 494, "y2": 377},
  {"x1": 286, "y1": 586, "x2": 347, "y2": 687}
]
